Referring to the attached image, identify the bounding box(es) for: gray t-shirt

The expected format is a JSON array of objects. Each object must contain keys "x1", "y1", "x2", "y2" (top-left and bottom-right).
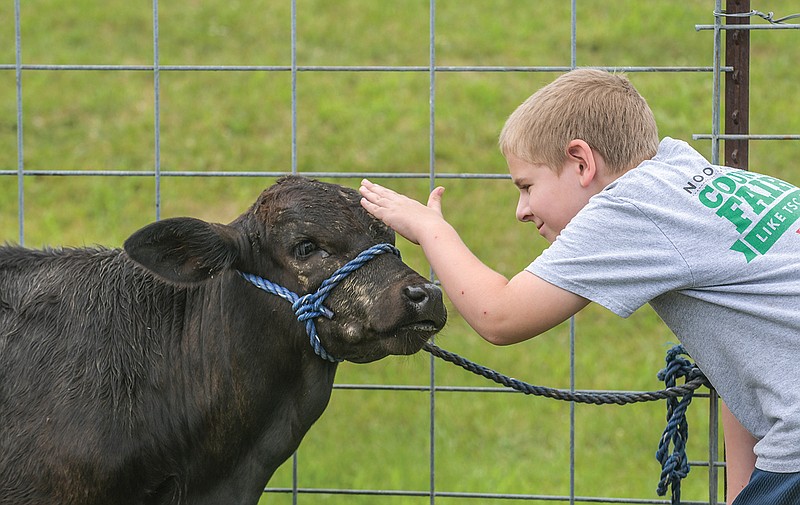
[{"x1": 529, "y1": 137, "x2": 800, "y2": 472}]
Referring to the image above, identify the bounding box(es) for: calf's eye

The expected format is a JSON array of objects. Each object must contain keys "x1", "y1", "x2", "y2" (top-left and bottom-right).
[{"x1": 294, "y1": 240, "x2": 320, "y2": 260}]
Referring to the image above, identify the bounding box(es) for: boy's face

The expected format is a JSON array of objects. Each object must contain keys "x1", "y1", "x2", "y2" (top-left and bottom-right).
[{"x1": 507, "y1": 153, "x2": 594, "y2": 243}]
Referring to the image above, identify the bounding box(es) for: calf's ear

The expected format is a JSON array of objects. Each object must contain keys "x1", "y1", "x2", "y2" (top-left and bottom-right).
[{"x1": 124, "y1": 217, "x2": 242, "y2": 284}]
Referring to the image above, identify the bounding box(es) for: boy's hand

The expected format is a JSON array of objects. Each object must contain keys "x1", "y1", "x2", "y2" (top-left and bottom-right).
[{"x1": 359, "y1": 179, "x2": 446, "y2": 245}]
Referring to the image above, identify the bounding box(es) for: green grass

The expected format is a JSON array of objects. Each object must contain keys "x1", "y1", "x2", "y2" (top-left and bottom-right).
[{"x1": 2, "y1": 0, "x2": 800, "y2": 503}]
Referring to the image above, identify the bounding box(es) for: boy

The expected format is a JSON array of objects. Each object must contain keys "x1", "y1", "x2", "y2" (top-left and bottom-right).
[{"x1": 359, "y1": 69, "x2": 800, "y2": 504}]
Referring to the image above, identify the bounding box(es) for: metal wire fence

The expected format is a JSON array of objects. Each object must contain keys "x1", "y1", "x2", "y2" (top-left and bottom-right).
[{"x1": 4, "y1": 0, "x2": 800, "y2": 504}]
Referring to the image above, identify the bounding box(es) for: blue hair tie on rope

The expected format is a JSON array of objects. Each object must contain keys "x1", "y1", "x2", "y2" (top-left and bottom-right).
[
  {"x1": 238, "y1": 243, "x2": 401, "y2": 362},
  {"x1": 656, "y1": 344, "x2": 702, "y2": 505}
]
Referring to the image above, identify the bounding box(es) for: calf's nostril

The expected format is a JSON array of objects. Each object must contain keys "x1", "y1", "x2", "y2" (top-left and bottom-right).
[
  {"x1": 401, "y1": 282, "x2": 446, "y2": 328},
  {"x1": 403, "y1": 284, "x2": 431, "y2": 305}
]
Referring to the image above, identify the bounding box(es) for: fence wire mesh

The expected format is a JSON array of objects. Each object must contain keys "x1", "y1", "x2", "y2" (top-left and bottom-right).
[{"x1": 3, "y1": 1, "x2": 800, "y2": 504}]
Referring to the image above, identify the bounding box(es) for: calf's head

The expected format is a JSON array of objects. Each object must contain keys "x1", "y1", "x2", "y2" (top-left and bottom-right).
[{"x1": 124, "y1": 176, "x2": 446, "y2": 363}]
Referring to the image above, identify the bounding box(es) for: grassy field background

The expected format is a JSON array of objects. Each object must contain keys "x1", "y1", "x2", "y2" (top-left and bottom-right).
[{"x1": 2, "y1": 0, "x2": 800, "y2": 503}]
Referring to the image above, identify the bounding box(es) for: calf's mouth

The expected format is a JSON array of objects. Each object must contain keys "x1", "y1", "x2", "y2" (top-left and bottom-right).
[{"x1": 330, "y1": 315, "x2": 445, "y2": 364}]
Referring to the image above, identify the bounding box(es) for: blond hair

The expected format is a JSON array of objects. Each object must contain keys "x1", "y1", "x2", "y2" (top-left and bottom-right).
[{"x1": 499, "y1": 69, "x2": 659, "y2": 174}]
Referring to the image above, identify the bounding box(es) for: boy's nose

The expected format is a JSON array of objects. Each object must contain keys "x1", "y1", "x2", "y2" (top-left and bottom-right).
[{"x1": 516, "y1": 197, "x2": 533, "y2": 222}]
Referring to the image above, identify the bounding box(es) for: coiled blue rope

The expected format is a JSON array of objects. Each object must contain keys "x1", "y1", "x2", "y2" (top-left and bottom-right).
[
  {"x1": 238, "y1": 243, "x2": 401, "y2": 362},
  {"x1": 656, "y1": 344, "x2": 703, "y2": 505}
]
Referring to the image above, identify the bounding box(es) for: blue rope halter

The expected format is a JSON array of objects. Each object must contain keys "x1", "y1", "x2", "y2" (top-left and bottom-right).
[{"x1": 238, "y1": 243, "x2": 401, "y2": 362}]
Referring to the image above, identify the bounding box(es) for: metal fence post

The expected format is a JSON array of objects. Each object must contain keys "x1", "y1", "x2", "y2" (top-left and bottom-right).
[{"x1": 725, "y1": 0, "x2": 751, "y2": 170}]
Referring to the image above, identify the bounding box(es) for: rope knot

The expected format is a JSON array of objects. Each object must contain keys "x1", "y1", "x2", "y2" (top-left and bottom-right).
[{"x1": 292, "y1": 293, "x2": 334, "y2": 321}]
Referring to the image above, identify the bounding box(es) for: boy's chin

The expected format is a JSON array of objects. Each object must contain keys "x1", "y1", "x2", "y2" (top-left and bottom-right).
[{"x1": 539, "y1": 230, "x2": 557, "y2": 243}]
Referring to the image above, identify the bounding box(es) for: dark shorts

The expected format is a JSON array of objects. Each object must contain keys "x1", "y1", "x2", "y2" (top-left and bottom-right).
[{"x1": 732, "y1": 469, "x2": 800, "y2": 505}]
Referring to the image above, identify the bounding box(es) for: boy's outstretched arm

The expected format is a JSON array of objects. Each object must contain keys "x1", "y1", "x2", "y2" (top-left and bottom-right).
[{"x1": 359, "y1": 179, "x2": 589, "y2": 345}]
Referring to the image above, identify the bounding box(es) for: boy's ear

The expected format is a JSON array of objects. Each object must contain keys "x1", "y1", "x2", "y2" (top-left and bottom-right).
[
  {"x1": 124, "y1": 217, "x2": 242, "y2": 284},
  {"x1": 566, "y1": 139, "x2": 598, "y2": 188}
]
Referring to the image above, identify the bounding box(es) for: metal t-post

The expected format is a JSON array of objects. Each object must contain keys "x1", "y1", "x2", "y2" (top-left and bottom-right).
[{"x1": 725, "y1": 0, "x2": 751, "y2": 170}]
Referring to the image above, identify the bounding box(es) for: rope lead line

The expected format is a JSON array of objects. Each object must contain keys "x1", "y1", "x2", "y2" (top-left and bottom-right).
[
  {"x1": 239, "y1": 243, "x2": 401, "y2": 363},
  {"x1": 422, "y1": 342, "x2": 708, "y2": 404},
  {"x1": 423, "y1": 342, "x2": 708, "y2": 505}
]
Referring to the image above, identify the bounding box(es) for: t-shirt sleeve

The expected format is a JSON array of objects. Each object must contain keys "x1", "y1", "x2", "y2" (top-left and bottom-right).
[{"x1": 527, "y1": 196, "x2": 694, "y2": 318}]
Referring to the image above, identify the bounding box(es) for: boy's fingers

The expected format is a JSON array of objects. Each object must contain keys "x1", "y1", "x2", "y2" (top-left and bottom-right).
[
  {"x1": 359, "y1": 180, "x2": 382, "y2": 205},
  {"x1": 360, "y1": 178, "x2": 391, "y2": 194},
  {"x1": 359, "y1": 178, "x2": 394, "y2": 204},
  {"x1": 427, "y1": 186, "x2": 445, "y2": 214},
  {"x1": 360, "y1": 178, "x2": 375, "y2": 193},
  {"x1": 359, "y1": 179, "x2": 375, "y2": 193},
  {"x1": 360, "y1": 179, "x2": 396, "y2": 218},
  {"x1": 359, "y1": 197, "x2": 380, "y2": 215}
]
